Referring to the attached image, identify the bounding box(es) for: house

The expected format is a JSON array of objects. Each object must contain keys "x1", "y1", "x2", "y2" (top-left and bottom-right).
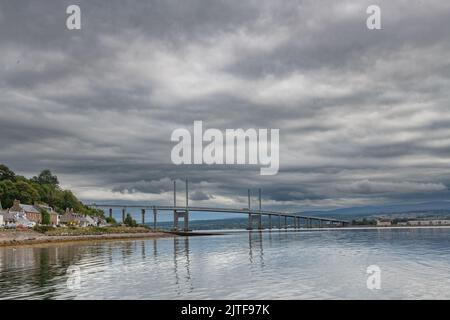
[
  {"x1": 33, "y1": 202, "x2": 59, "y2": 225},
  {"x1": 0, "y1": 202, "x2": 4, "y2": 227},
  {"x1": 1, "y1": 211, "x2": 36, "y2": 228},
  {"x1": 60, "y1": 208, "x2": 96, "y2": 227},
  {"x1": 7, "y1": 200, "x2": 59, "y2": 226},
  {"x1": 93, "y1": 216, "x2": 108, "y2": 227},
  {"x1": 84, "y1": 215, "x2": 96, "y2": 227},
  {"x1": 8, "y1": 200, "x2": 41, "y2": 224},
  {"x1": 407, "y1": 220, "x2": 450, "y2": 226},
  {"x1": 59, "y1": 208, "x2": 80, "y2": 225},
  {"x1": 2, "y1": 212, "x2": 16, "y2": 225},
  {"x1": 76, "y1": 215, "x2": 96, "y2": 227},
  {"x1": 376, "y1": 219, "x2": 392, "y2": 227}
]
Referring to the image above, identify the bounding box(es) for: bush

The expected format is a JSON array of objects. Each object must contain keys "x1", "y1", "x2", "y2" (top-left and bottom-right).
[
  {"x1": 33, "y1": 225, "x2": 54, "y2": 233},
  {"x1": 106, "y1": 216, "x2": 117, "y2": 224},
  {"x1": 124, "y1": 214, "x2": 137, "y2": 227},
  {"x1": 40, "y1": 208, "x2": 51, "y2": 225}
]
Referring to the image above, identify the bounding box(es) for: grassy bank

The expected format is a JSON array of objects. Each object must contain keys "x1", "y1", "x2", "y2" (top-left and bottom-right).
[
  {"x1": 0, "y1": 227, "x2": 175, "y2": 247},
  {"x1": 33, "y1": 225, "x2": 155, "y2": 236}
]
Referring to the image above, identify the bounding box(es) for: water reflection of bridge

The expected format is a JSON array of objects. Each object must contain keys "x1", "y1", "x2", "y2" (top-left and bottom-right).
[
  {"x1": 0, "y1": 233, "x2": 295, "y2": 299},
  {"x1": 89, "y1": 181, "x2": 348, "y2": 231}
]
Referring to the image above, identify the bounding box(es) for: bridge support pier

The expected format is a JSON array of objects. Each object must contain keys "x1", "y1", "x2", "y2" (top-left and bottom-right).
[
  {"x1": 278, "y1": 215, "x2": 281, "y2": 229},
  {"x1": 141, "y1": 209, "x2": 145, "y2": 225},
  {"x1": 122, "y1": 208, "x2": 126, "y2": 223},
  {"x1": 247, "y1": 213, "x2": 262, "y2": 230},
  {"x1": 109, "y1": 208, "x2": 112, "y2": 219},
  {"x1": 185, "y1": 209, "x2": 189, "y2": 231},
  {"x1": 284, "y1": 216, "x2": 287, "y2": 229},
  {"x1": 173, "y1": 209, "x2": 189, "y2": 231},
  {"x1": 153, "y1": 207, "x2": 157, "y2": 229},
  {"x1": 269, "y1": 215, "x2": 272, "y2": 229},
  {"x1": 173, "y1": 209, "x2": 177, "y2": 230}
]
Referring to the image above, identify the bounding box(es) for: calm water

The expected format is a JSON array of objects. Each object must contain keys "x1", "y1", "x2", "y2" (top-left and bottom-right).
[{"x1": 1, "y1": 228, "x2": 450, "y2": 299}]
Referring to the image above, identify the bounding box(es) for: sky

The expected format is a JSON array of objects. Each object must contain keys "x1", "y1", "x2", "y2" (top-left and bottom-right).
[{"x1": 1, "y1": 0, "x2": 450, "y2": 214}]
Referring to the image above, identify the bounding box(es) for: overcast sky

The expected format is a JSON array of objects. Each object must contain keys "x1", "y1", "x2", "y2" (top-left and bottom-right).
[{"x1": 1, "y1": 0, "x2": 450, "y2": 212}]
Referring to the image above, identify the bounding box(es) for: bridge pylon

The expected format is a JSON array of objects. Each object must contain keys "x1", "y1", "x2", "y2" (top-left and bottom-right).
[{"x1": 172, "y1": 179, "x2": 191, "y2": 231}]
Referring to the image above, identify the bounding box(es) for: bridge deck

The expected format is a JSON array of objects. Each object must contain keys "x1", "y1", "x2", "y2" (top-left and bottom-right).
[{"x1": 89, "y1": 204, "x2": 348, "y2": 224}]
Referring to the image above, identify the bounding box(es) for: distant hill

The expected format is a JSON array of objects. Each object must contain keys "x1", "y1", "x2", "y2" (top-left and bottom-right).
[{"x1": 302, "y1": 201, "x2": 450, "y2": 219}]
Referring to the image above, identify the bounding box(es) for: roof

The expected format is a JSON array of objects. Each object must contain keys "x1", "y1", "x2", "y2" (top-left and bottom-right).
[
  {"x1": 2, "y1": 212, "x2": 19, "y2": 222},
  {"x1": 60, "y1": 213, "x2": 81, "y2": 223},
  {"x1": 20, "y1": 204, "x2": 40, "y2": 213},
  {"x1": 9, "y1": 203, "x2": 40, "y2": 214}
]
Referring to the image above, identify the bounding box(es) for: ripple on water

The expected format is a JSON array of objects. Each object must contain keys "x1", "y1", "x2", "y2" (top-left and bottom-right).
[{"x1": 1, "y1": 228, "x2": 450, "y2": 299}]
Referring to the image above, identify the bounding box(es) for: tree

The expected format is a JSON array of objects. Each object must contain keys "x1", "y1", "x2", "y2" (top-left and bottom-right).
[
  {"x1": 106, "y1": 216, "x2": 117, "y2": 225},
  {"x1": 0, "y1": 164, "x2": 106, "y2": 219},
  {"x1": 32, "y1": 170, "x2": 59, "y2": 186},
  {"x1": 33, "y1": 183, "x2": 57, "y2": 207},
  {"x1": 56, "y1": 190, "x2": 84, "y2": 213},
  {"x1": 124, "y1": 214, "x2": 137, "y2": 227},
  {"x1": 0, "y1": 164, "x2": 15, "y2": 181},
  {"x1": 40, "y1": 208, "x2": 51, "y2": 225},
  {"x1": 14, "y1": 181, "x2": 39, "y2": 204},
  {"x1": 0, "y1": 180, "x2": 18, "y2": 208}
]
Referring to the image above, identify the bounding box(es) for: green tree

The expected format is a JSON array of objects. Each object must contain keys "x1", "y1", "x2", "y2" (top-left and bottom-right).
[
  {"x1": 14, "y1": 181, "x2": 39, "y2": 204},
  {"x1": 32, "y1": 169, "x2": 59, "y2": 187},
  {"x1": 0, "y1": 164, "x2": 106, "y2": 219},
  {"x1": 40, "y1": 208, "x2": 51, "y2": 225},
  {"x1": 0, "y1": 164, "x2": 15, "y2": 181},
  {"x1": 124, "y1": 214, "x2": 137, "y2": 227},
  {"x1": 33, "y1": 183, "x2": 57, "y2": 207},
  {"x1": 106, "y1": 216, "x2": 117, "y2": 225},
  {"x1": 0, "y1": 180, "x2": 18, "y2": 208},
  {"x1": 56, "y1": 190, "x2": 84, "y2": 213}
]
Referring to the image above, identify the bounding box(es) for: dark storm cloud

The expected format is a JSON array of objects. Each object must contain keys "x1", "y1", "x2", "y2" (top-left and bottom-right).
[{"x1": 1, "y1": 0, "x2": 450, "y2": 212}]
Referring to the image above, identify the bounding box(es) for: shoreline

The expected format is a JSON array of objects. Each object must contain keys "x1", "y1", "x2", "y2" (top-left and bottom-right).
[
  {"x1": 0, "y1": 230, "x2": 176, "y2": 248},
  {"x1": 2, "y1": 225, "x2": 449, "y2": 248}
]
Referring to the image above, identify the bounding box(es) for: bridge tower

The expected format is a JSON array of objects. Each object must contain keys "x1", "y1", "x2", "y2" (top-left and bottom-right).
[
  {"x1": 247, "y1": 188, "x2": 263, "y2": 230},
  {"x1": 172, "y1": 179, "x2": 190, "y2": 231}
]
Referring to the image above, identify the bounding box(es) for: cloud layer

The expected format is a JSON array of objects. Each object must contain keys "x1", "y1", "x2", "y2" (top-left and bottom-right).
[{"x1": 1, "y1": 0, "x2": 450, "y2": 211}]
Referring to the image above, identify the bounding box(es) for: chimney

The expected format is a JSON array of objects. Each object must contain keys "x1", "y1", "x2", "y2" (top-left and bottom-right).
[{"x1": 12, "y1": 199, "x2": 20, "y2": 211}]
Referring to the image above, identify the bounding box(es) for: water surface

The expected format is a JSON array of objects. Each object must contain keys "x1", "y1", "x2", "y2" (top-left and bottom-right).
[{"x1": 1, "y1": 228, "x2": 450, "y2": 299}]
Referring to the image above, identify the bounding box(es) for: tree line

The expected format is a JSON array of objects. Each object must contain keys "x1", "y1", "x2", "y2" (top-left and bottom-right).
[{"x1": 0, "y1": 164, "x2": 103, "y2": 217}]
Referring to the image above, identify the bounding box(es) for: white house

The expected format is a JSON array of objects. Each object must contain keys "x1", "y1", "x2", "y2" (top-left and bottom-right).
[
  {"x1": 376, "y1": 219, "x2": 392, "y2": 227},
  {"x1": 407, "y1": 220, "x2": 450, "y2": 226}
]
